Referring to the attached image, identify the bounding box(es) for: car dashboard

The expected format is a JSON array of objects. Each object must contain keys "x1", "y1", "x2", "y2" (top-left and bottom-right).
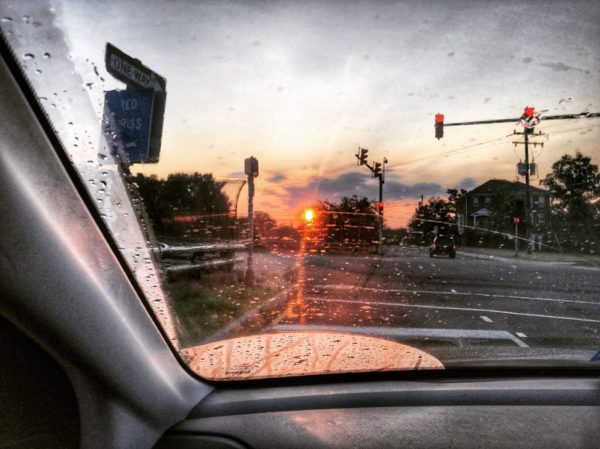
[{"x1": 156, "y1": 373, "x2": 600, "y2": 449}]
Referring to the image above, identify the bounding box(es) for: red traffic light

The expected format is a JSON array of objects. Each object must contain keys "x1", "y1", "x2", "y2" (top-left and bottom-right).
[
  {"x1": 377, "y1": 201, "x2": 384, "y2": 210},
  {"x1": 435, "y1": 113, "x2": 444, "y2": 139},
  {"x1": 514, "y1": 217, "x2": 521, "y2": 225},
  {"x1": 523, "y1": 106, "x2": 535, "y2": 118}
]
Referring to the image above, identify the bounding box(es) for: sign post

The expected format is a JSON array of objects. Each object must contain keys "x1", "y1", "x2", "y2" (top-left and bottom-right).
[
  {"x1": 514, "y1": 217, "x2": 520, "y2": 257},
  {"x1": 104, "y1": 43, "x2": 167, "y2": 163},
  {"x1": 244, "y1": 157, "x2": 259, "y2": 286}
]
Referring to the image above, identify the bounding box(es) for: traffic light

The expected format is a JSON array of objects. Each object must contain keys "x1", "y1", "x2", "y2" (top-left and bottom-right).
[
  {"x1": 244, "y1": 156, "x2": 259, "y2": 177},
  {"x1": 357, "y1": 147, "x2": 369, "y2": 165},
  {"x1": 520, "y1": 106, "x2": 539, "y2": 131},
  {"x1": 513, "y1": 198, "x2": 524, "y2": 224},
  {"x1": 378, "y1": 201, "x2": 384, "y2": 211},
  {"x1": 373, "y1": 162, "x2": 382, "y2": 177},
  {"x1": 435, "y1": 113, "x2": 444, "y2": 139}
]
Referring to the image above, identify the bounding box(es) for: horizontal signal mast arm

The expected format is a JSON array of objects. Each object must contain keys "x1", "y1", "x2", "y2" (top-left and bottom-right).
[
  {"x1": 444, "y1": 117, "x2": 519, "y2": 127},
  {"x1": 540, "y1": 112, "x2": 600, "y2": 120},
  {"x1": 444, "y1": 111, "x2": 600, "y2": 127}
]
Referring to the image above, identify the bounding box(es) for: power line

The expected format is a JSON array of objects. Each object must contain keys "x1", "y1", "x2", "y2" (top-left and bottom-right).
[{"x1": 388, "y1": 136, "x2": 506, "y2": 168}]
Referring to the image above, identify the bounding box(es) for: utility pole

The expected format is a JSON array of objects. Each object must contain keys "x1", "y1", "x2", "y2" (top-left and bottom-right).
[
  {"x1": 244, "y1": 156, "x2": 258, "y2": 286},
  {"x1": 355, "y1": 147, "x2": 387, "y2": 255},
  {"x1": 512, "y1": 128, "x2": 544, "y2": 253}
]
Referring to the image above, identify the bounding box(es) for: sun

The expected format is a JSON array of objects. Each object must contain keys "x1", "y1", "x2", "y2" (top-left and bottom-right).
[{"x1": 303, "y1": 208, "x2": 315, "y2": 223}]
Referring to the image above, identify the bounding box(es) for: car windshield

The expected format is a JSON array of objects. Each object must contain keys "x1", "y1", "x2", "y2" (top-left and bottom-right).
[{"x1": 2, "y1": 0, "x2": 599, "y2": 381}]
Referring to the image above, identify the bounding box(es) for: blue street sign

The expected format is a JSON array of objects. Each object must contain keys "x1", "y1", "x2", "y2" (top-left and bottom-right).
[
  {"x1": 105, "y1": 43, "x2": 166, "y2": 163},
  {"x1": 102, "y1": 89, "x2": 154, "y2": 164}
]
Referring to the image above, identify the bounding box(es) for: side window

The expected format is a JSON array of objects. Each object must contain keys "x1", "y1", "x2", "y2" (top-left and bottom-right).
[{"x1": 472, "y1": 197, "x2": 479, "y2": 207}]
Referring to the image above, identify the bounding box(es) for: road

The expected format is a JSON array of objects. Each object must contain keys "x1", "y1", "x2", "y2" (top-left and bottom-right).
[{"x1": 220, "y1": 246, "x2": 600, "y2": 364}]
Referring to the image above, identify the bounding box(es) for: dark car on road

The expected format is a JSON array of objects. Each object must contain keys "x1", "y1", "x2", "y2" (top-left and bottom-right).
[{"x1": 430, "y1": 235, "x2": 456, "y2": 258}]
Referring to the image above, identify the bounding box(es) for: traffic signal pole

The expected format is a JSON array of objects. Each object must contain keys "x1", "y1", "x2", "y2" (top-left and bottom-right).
[
  {"x1": 438, "y1": 111, "x2": 600, "y2": 137},
  {"x1": 355, "y1": 147, "x2": 387, "y2": 255},
  {"x1": 524, "y1": 131, "x2": 530, "y2": 253},
  {"x1": 434, "y1": 107, "x2": 599, "y2": 252},
  {"x1": 514, "y1": 219, "x2": 519, "y2": 257},
  {"x1": 378, "y1": 171, "x2": 384, "y2": 256}
]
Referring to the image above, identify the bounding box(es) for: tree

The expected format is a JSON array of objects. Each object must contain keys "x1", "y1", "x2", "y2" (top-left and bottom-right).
[
  {"x1": 253, "y1": 211, "x2": 277, "y2": 240},
  {"x1": 446, "y1": 188, "x2": 467, "y2": 215},
  {"x1": 313, "y1": 195, "x2": 378, "y2": 248},
  {"x1": 317, "y1": 195, "x2": 375, "y2": 214},
  {"x1": 541, "y1": 152, "x2": 600, "y2": 252},
  {"x1": 134, "y1": 172, "x2": 231, "y2": 239},
  {"x1": 408, "y1": 197, "x2": 454, "y2": 244}
]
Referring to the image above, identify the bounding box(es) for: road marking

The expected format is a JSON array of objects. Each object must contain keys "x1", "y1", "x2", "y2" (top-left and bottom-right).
[
  {"x1": 272, "y1": 324, "x2": 529, "y2": 348},
  {"x1": 303, "y1": 296, "x2": 600, "y2": 324},
  {"x1": 480, "y1": 315, "x2": 493, "y2": 323},
  {"x1": 320, "y1": 284, "x2": 599, "y2": 306},
  {"x1": 516, "y1": 332, "x2": 527, "y2": 339}
]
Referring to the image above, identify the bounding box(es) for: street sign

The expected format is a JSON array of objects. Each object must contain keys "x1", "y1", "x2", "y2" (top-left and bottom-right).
[
  {"x1": 105, "y1": 43, "x2": 166, "y2": 163},
  {"x1": 102, "y1": 89, "x2": 154, "y2": 164}
]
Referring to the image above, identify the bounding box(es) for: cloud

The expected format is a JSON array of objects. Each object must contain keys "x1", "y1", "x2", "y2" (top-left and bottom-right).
[
  {"x1": 457, "y1": 177, "x2": 477, "y2": 190},
  {"x1": 267, "y1": 174, "x2": 287, "y2": 183},
  {"x1": 226, "y1": 171, "x2": 246, "y2": 179},
  {"x1": 285, "y1": 172, "x2": 367, "y2": 198},
  {"x1": 385, "y1": 181, "x2": 446, "y2": 199},
  {"x1": 539, "y1": 62, "x2": 583, "y2": 73},
  {"x1": 281, "y1": 173, "x2": 479, "y2": 202}
]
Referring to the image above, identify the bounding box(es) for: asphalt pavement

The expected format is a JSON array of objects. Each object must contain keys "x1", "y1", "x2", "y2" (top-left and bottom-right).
[{"x1": 221, "y1": 246, "x2": 600, "y2": 364}]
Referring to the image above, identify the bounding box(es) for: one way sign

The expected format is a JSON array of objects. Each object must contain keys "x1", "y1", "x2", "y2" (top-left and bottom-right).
[{"x1": 104, "y1": 43, "x2": 166, "y2": 163}]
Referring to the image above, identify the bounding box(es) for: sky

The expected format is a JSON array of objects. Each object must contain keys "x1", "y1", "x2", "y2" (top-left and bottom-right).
[{"x1": 50, "y1": 0, "x2": 600, "y2": 226}]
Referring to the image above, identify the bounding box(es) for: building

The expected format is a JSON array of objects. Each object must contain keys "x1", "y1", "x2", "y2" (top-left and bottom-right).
[{"x1": 457, "y1": 179, "x2": 550, "y2": 248}]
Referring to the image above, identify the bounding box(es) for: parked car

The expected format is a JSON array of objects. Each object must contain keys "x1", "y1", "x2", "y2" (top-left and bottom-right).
[{"x1": 430, "y1": 235, "x2": 456, "y2": 258}]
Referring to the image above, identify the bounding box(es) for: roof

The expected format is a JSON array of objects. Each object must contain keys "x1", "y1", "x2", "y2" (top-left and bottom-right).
[
  {"x1": 471, "y1": 207, "x2": 493, "y2": 217},
  {"x1": 468, "y1": 179, "x2": 548, "y2": 196}
]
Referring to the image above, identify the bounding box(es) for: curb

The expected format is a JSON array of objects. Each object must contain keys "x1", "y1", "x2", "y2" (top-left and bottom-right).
[
  {"x1": 457, "y1": 250, "x2": 596, "y2": 266},
  {"x1": 457, "y1": 250, "x2": 515, "y2": 263}
]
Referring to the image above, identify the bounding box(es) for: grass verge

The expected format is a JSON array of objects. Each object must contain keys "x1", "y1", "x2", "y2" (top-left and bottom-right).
[{"x1": 166, "y1": 271, "x2": 286, "y2": 347}]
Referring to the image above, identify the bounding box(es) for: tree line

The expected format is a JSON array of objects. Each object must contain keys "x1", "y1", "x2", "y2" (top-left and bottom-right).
[
  {"x1": 132, "y1": 151, "x2": 598, "y2": 253},
  {"x1": 407, "y1": 152, "x2": 600, "y2": 253}
]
